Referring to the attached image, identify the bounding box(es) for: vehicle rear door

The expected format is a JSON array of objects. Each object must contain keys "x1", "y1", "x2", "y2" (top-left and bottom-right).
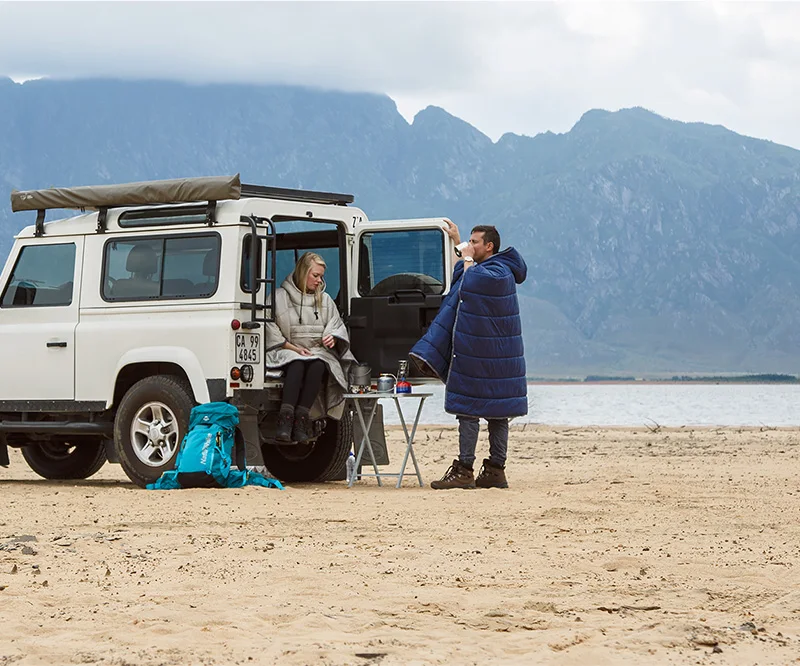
[{"x1": 348, "y1": 219, "x2": 450, "y2": 376}]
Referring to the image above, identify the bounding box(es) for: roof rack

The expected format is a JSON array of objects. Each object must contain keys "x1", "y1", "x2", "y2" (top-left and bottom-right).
[
  {"x1": 10, "y1": 174, "x2": 354, "y2": 236},
  {"x1": 240, "y1": 184, "x2": 353, "y2": 206}
]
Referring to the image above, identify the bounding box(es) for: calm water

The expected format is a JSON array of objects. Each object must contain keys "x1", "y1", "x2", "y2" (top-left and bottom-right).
[{"x1": 380, "y1": 384, "x2": 800, "y2": 427}]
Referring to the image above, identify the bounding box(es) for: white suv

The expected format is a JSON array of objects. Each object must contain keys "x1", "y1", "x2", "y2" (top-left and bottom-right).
[{"x1": 0, "y1": 175, "x2": 453, "y2": 486}]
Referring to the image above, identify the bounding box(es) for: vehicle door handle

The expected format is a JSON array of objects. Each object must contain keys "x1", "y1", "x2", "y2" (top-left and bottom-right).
[
  {"x1": 391, "y1": 289, "x2": 426, "y2": 304},
  {"x1": 46, "y1": 341, "x2": 68, "y2": 348}
]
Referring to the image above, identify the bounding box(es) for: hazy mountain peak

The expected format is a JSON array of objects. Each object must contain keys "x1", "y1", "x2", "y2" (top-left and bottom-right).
[
  {"x1": 571, "y1": 106, "x2": 670, "y2": 133},
  {"x1": 412, "y1": 105, "x2": 491, "y2": 146}
]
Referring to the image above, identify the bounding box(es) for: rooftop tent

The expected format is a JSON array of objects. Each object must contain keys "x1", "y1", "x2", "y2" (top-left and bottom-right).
[{"x1": 10, "y1": 174, "x2": 243, "y2": 212}]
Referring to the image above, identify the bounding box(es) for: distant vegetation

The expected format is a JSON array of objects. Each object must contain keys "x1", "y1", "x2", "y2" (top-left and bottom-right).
[
  {"x1": 667, "y1": 374, "x2": 799, "y2": 383},
  {"x1": 529, "y1": 374, "x2": 800, "y2": 383}
]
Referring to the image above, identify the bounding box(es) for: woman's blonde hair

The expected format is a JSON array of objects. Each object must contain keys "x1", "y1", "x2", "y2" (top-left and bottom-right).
[{"x1": 292, "y1": 252, "x2": 327, "y2": 311}]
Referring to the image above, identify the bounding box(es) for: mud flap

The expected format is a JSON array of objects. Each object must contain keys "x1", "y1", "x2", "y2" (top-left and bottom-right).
[
  {"x1": 104, "y1": 438, "x2": 119, "y2": 464},
  {"x1": 352, "y1": 402, "x2": 390, "y2": 466},
  {"x1": 237, "y1": 406, "x2": 264, "y2": 467},
  {"x1": 0, "y1": 433, "x2": 9, "y2": 467}
]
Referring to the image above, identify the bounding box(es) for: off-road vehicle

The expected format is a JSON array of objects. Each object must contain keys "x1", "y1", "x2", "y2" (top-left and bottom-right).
[{"x1": 0, "y1": 175, "x2": 453, "y2": 486}]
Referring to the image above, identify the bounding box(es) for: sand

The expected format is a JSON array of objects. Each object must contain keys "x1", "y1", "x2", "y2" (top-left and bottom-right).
[{"x1": 2, "y1": 424, "x2": 800, "y2": 665}]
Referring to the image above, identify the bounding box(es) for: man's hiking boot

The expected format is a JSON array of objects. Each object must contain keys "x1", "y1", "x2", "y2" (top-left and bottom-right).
[
  {"x1": 291, "y1": 407, "x2": 314, "y2": 442},
  {"x1": 430, "y1": 459, "x2": 476, "y2": 489},
  {"x1": 476, "y1": 458, "x2": 509, "y2": 489},
  {"x1": 276, "y1": 405, "x2": 294, "y2": 442}
]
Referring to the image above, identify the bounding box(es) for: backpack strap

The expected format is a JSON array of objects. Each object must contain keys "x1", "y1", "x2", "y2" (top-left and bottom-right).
[{"x1": 233, "y1": 428, "x2": 246, "y2": 471}]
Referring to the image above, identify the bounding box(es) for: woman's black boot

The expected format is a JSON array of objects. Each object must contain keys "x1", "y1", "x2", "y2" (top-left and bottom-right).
[
  {"x1": 276, "y1": 404, "x2": 295, "y2": 442},
  {"x1": 291, "y1": 407, "x2": 314, "y2": 442}
]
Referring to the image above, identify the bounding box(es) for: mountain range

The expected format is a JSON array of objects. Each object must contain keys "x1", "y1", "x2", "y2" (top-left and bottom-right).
[{"x1": 2, "y1": 77, "x2": 800, "y2": 376}]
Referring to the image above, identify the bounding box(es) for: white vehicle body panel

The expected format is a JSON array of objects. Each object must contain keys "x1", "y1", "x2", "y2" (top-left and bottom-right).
[{"x1": 0, "y1": 236, "x2": 85, "y2": 401}]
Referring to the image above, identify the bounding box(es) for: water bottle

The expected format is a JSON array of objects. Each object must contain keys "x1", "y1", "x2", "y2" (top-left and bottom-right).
[{"x1": 346, "y1": 451, "x2": 357, "y2": 481}]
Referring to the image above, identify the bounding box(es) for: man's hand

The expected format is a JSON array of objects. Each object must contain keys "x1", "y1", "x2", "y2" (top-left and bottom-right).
[
  {"x1": 444, "y1": 219, "x2": 461, "y2": 244},
  {"x1": 460, "y1": 242, "x2": 475, "y2": 259},
  {"x1": 322, "y1": 334, "x2": 335, "y2": 349}
]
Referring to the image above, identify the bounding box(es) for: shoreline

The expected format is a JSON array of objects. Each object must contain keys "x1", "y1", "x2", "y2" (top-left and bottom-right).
[{"x1": 526, "y1": 379, "x2": 800, "y2": 385}]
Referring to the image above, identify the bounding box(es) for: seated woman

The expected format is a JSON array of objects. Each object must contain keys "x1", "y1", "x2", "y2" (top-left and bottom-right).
[{"x1": 264, "y1": 252, "x2": 355, "y2": 442}]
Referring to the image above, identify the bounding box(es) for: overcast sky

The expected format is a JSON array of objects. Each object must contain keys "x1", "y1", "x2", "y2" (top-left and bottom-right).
[{"x1": 2, "y1": 1, "x2": 799, "y2": 148}]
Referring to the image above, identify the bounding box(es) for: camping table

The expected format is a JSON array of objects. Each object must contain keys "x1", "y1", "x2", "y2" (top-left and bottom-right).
[{"x1": 344, "y1": 392, "x2": 432, "y2": 488}]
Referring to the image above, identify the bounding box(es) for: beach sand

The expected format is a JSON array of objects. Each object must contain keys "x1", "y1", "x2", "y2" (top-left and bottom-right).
[{"x1": 2, "y1": 424, "x2": 800, "y2": 665}]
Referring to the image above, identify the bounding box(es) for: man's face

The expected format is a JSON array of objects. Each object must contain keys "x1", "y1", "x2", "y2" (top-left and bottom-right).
[{"x1": 469, "y1": 231, "x2": 494, "y2": 263}]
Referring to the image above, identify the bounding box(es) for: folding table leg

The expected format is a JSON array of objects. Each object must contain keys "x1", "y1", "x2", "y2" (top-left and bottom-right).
[
  {"x1": 395, "y1": 396, "x2": 427, "y2": 488},
  {"x1": 349, "y1": 399, "x2": 382, "y2": 487}
]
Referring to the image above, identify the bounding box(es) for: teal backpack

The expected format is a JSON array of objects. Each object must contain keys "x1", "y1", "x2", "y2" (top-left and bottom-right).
[{"x1": 148, "y1": 402, "x2": 283, "y2": 490}]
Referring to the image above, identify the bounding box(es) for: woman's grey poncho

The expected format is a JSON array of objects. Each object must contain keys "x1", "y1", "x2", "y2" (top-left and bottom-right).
[{"x1": 264, "y1": 277, "x2": 356, "y2": 420}]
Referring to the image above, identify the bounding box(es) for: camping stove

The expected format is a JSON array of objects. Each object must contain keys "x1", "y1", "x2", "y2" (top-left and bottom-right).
[{"x1": 348, "y1": 362, "x2": 372, "y2": 394}]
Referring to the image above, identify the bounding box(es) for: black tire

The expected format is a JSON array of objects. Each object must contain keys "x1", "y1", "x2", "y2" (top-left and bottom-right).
[
  {"x1": 261, "y1": 412, "x2": 352, "y2": 482},
  {"x1": 113, "y1": 375, "x2": 194, "y2": 488},
  {"x1": 20, "y1": 438, "x2": 107, "y2": 480}
]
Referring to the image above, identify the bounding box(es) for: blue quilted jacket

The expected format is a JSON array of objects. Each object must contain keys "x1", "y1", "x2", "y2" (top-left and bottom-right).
[{"x1": 410, "y1": 248, "x2": 528, "y2": 418}]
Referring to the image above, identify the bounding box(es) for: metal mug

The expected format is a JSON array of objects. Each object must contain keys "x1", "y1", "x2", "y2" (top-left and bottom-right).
[{"x1": 376, "y1": 374, "x2": 396, "y2": 393}]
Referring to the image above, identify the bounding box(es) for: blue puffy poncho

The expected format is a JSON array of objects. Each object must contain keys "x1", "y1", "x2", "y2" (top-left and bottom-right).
[{"x1": 410, "y1": 247, "x2": 528, "y2": 419}]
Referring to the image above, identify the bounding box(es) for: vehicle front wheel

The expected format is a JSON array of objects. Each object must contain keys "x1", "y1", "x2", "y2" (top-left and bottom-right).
[
  {"x1": 261, "y1": 412, "x2": 352, "y2": 482},
  {"x1": 21, "y1": 438, "x2": 107, "y2": 480},
  {"x1": 114, "y1": 376, "x2": 194, "y2": 488}
]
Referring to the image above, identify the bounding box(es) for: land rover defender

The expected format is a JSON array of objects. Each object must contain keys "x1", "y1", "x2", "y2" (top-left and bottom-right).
[{"x1": 0, "y1": 175, "x2": 453, "y2": 486}]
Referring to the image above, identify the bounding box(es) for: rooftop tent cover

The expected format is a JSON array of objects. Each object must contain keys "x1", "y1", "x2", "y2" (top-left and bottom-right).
[{"x1": 10, "y1": 174, "x2": 242, "y2": 212}]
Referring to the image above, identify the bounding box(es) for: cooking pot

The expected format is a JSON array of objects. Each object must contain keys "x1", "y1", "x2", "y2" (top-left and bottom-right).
[{"x1": 349, "y1": 362, "x2": 372, "y2": 387}]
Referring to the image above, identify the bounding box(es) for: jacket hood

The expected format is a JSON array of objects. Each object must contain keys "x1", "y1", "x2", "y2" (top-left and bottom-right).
[
  {"x1": 281, "y1": 275, "x2": 319, "y2": 323},
  {"x1": 486, "y1": 247, "x2": 527, "y2": 284},
  {"x1": 281, "y1": 275, "x2": 303, "y2": 302}
]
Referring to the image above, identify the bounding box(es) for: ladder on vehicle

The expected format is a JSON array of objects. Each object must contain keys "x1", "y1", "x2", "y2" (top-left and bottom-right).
[{"x1": 242, "y1": 215, "x2": 278, "y2": 329}]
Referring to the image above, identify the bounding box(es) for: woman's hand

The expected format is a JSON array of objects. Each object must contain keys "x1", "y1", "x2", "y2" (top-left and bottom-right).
[
  {"x1": 322, "y1": 335, "x2": 335, "y2": 349},
  {"x1": 284, "y1": 341, "x2": 313, "y2": 357}
]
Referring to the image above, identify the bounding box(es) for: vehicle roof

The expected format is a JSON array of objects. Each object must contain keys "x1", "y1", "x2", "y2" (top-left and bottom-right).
[
  {"x1": 12, "y1": 197, "x2": 370, "y2": 240},
  {"x1": 10, "y1": 174, "x2": 370, "y2": 240}
]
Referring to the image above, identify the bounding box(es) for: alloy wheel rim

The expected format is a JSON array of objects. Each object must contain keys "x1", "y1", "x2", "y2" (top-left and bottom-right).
[{"x1": 130, "y1": 401, "x2": 180, "y2": 467}]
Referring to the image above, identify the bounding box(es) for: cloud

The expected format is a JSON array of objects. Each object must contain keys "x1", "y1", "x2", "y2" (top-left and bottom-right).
[{"x1": 1, "y1": 2, "x2": 800, "y2": 148}]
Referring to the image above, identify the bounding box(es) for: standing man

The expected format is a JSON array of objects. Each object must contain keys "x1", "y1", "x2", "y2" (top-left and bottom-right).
[{"x1": 410, "y1": 221, "x2": 528, "y2": 489}]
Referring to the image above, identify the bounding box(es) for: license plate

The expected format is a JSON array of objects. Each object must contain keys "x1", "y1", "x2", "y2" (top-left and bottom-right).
[{"x1": 235, "y1": 333, "x2": 260, "y2": 364}]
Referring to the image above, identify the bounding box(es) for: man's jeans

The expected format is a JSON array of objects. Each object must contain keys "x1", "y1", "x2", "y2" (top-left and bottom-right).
[{"x1": 457, "y1": 416, "x2": 509, "y2": 468}]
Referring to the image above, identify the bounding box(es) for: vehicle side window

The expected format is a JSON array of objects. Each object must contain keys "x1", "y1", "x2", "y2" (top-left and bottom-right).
[
  {"x1": 358, "y1": 230, "x2": 444, "y2": 296},
  {"x1": 103, "y1": 234, "x2": 220, "y2": 301},
  {"x1": 163, "y1": 236, "x2": 220, "y2": 298},
  {"x1": 240, "y1": 235, "x2": 262, "y2": 293},
  {"x1": 0, "y1": 243, "x2": 76, "y2": 308}
]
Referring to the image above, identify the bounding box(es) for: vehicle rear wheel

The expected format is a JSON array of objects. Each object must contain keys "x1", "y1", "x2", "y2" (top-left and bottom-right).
[
  {"x1": 21, "y1": 438, "x2": 107, "y2": 480},
  {"x1": 114, "y1": 375, "x2": 194, "y2": 488},
  {"x1": 261, "y1": 412, "x2": 352, "y2": 482}
]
